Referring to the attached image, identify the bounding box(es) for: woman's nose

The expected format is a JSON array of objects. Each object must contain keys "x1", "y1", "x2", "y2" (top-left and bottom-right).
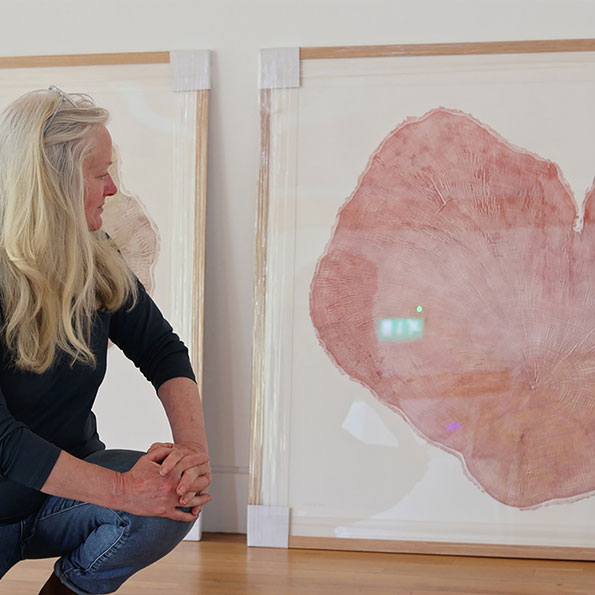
[{"x1": 104, "y1": 174, "x2": 117, "y2": 196}]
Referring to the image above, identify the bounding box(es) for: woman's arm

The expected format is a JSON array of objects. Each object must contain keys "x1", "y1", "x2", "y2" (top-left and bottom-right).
[
  {"x1": 41, "y1": 377, "x2": 211, "y2": 519},
  {"x1": 108, "y1": 280, "x2": 211, "y2": 514},
  {"x1": 154, "y1": 377, "x2": 212, "y2": 515},
  {"x1": 158, "y1": 377, "x2": 208, "y2": 451},
  {"x1": 41, "y1": 445, "x2": 198, "y2": 521}
]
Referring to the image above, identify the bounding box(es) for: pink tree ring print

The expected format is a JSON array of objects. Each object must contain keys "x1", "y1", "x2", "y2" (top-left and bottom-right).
[
  {"x1": 102, "y1": 144, "x2": 159, "y2": 294},
  {"x1": 310, "y1": 107, "x2": 595, "y2": 509}
]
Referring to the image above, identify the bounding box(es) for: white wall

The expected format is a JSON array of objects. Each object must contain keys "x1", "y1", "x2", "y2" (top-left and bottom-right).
[{"x1": 0, "y1": 0, "x2": 592, "y2": 533}]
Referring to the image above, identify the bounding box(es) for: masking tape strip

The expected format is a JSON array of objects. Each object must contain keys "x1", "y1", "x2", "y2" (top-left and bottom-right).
[
  {"x1": 259, "y1": 48, "x2": 300, "y2": 89},
  {"x1": 170, "y1": 49, "x2": 211, "y2": 91}
]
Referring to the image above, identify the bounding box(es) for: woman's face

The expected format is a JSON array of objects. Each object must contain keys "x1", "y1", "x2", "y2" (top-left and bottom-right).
[{"x1": 83, "y1": 124, "x2": 117, "y2": 231}]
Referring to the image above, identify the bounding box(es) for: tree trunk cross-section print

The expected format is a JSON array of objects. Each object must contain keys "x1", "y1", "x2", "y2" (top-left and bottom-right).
[
  {"x1": 102, "y1": 145, "x2": 159, "y2": 294},
  {"x1": 310, "y1": 107, "x2": 595, "y2": 509}
]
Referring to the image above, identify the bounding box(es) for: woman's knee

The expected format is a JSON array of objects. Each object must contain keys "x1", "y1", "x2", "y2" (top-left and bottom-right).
[
  {"x1": 83, "y1": 449, "x2": 144, "y2": 473},
  {"x1": 53, "y1": 510, "x2": 195, "y2": 594},
  {"x1": 80, "y1": 448, "x2": 196, "y2": 559},
  {"x1": 125, "y1": 512, "x2": 196, "y2": 559}
]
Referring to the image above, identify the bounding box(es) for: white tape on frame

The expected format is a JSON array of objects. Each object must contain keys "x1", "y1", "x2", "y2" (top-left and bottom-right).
[
  {"x1": 259, "y1": 48, "x2": 300, "y2": 90},
  {"x1": 247, "y1": 504, "x2": 290, "y2": 548},
  {"x1": 170, "y1": 49, "x2": 211, "y2": 91}
]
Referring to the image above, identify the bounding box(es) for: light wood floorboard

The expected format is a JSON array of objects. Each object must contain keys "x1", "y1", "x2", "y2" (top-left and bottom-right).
[{"x1": 2, "y1": 533, "x2": 595, "y2": 594}]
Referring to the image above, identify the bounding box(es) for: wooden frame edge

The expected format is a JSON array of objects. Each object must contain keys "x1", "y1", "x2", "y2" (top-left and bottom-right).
[
  {"x1": 190, "y1": 88, "x2": 209, "y2": 543},
  {"x1": 289, "y1": 536, "x2": 595, "y2": 561},
  {"x1": 0, "y1": 51, "x2": 170, "y2": 69},
  {"x1": 193, "y1": 89, "x2": 209, "y2": 395},
  {"x1": 249, "y1": 88, "x2": 272, "y2": 506},
  {"x1": 300, "y1": 38, "x2": 595, "y2": 60},
  {"x1": 251, "y1": 38, "x2": 595, "y2": 551}
]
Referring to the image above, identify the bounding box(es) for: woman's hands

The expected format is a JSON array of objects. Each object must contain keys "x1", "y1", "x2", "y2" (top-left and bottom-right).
[
  {"x1": 40, "y1": 379, "x2": 211, "y2": 523},
  {"x1": 116, "y1": 444, "x2": 211, "y2": 522},
  {"x1": 148, "y1": 441, "x2": 212, "y2": 517}
]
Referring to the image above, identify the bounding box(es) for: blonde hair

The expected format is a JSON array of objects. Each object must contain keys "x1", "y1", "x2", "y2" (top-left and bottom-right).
[{"x1": 0, "y1": 88, "x2": 137, "y2": 373}]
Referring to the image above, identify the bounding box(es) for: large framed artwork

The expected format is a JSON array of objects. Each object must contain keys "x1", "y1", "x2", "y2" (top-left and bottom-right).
[
  {"x1": 0, "y1": 51, "x2": 209, "y2": 539},
  {"x1": 249, "y1": 40, "x2": 595, "y2": 559}
]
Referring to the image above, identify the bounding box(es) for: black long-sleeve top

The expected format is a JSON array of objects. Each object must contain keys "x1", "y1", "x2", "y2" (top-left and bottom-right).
[{"x1": 0, "y1": 281, "x2": 195, "y2": 524}]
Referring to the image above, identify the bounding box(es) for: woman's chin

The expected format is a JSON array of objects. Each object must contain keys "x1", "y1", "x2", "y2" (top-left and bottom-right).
[{"x1": 86, "y1": 218, "x2": 102, "y2": 232}]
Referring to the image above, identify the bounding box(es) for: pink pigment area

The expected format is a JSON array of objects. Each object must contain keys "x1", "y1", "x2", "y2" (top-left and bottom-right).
[
  {"x1": 102, "y1": 193, "x2": 158, "y2": 294},
  {"x1": 310, "y1": 107, "x2": 595, "y2": 508},
  {"x1": 102, "y1": 146, "x2": 159, "y2": 294}
]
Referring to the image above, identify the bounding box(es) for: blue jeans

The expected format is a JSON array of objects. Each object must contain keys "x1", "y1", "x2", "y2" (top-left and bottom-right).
[{"x1": 0, "y1": 449, "x2": 196, "y2": 594}]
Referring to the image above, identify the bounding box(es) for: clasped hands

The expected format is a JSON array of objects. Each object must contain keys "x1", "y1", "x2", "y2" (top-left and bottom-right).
[{"x1": 120, "y1": 441, "x2": 211, "y2": 522}]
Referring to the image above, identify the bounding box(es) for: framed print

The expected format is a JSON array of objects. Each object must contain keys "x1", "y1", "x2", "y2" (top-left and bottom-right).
[
  {"x1": 0, "y1": 51, "x2": 209, "y2": 539},
  {"x1": 249, "y1": 40, "x2": 595, "y2": 559}
]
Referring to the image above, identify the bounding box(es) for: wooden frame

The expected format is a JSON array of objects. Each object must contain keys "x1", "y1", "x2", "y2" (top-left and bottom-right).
[
  {"x1": 250, "y1": 39, "x2": 595, "y2": 559},
  {"x1": 0, "y1": 51, "x2": 209, "y2": 539},
  {"x1": 0, "y1": 52, "x2": 170, "y2": 68}
]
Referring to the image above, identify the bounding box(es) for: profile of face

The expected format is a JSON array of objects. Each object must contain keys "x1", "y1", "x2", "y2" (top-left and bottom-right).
[{"x1": 83, "y1": 124, "x2": 117, "y2": 231}]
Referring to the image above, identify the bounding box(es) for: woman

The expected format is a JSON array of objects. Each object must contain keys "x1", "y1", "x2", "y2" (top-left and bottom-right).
[{"x1": 0, "y1": 87, "x2": 211, "y2": 594}]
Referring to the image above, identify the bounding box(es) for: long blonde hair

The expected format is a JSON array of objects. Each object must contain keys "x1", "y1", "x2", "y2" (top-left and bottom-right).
[{"x1": 0, "y1": 88, "x2": 137, "y2": 373}]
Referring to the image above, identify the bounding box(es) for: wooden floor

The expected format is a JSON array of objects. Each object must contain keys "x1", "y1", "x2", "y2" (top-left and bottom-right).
[{"x1": 2, "y1": 533, "x2": 595, "y2": 594}]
